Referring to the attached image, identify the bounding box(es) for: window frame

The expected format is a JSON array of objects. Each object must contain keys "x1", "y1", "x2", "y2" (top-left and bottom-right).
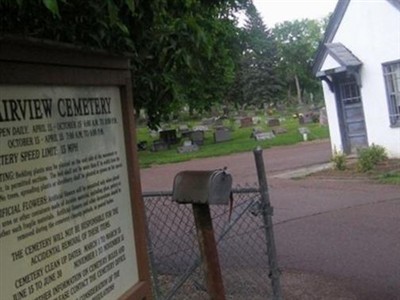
[{"x1": 382, "y1": 59, "x2": 400, "y2": 128}]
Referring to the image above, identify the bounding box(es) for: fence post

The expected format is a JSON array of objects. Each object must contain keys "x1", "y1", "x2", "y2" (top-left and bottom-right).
[{"x1": 253, "y1": 147, "x2": 282, "y2": 300}]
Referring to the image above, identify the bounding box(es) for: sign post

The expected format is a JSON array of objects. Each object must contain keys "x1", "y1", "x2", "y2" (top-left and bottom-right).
[{"x1": 0, "y1": 38, "x2": 151, "y2": 300}]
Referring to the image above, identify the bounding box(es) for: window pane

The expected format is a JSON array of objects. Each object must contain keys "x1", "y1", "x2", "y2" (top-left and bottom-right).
[{"x1": 384, "y1": 61, "x2": 400, "y2": 126}]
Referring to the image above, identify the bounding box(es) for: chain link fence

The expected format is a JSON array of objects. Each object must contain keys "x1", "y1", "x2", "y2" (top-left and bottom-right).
[{"x1": 143, "y1": 185, "x2": 278, "y2": 299}]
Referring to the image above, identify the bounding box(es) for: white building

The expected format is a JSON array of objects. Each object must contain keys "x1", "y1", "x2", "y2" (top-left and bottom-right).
[{"x1": 313, "y1": 0, "x2": 400, "y2": 157}]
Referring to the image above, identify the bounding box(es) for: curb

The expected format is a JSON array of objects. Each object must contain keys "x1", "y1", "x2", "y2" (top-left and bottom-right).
[{"x1": 272, "y1": 162, "x2": 333, "y2": 179}]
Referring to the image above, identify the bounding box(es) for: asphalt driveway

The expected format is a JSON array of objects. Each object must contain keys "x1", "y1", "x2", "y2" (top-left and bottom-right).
[{"x1": 140, "y1": 140, "x2": 400, "y2": 299}]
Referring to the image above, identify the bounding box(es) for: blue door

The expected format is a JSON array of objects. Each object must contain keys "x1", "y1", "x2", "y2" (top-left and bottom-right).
[{"x1": 337, "y1": 77, "x2": 368, "y2": 153}]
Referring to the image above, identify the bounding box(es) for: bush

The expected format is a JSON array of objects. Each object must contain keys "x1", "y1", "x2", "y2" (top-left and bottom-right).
[
  {"x1": 357, "y1": 144, "x2": 388, "y2": 172},
  {"x1": 331, "y1": 148, "x2": 347, "y2": 170}
]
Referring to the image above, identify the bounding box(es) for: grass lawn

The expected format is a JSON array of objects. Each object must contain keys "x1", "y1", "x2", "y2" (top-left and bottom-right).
[
  {"x1": 137, "y1": 117, "x2": 329, "y2": 168},
  {"x1": 378, "y1": 172, "x2": 400, "y2": 185}
]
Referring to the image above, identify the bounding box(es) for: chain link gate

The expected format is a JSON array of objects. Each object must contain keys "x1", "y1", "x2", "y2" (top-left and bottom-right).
[
  {"x1": 142, "y1": 148, "x2": 281, "y2": 299},
  {"x1": 143, "y1": 187, "x2": 278, "y2": 299}
]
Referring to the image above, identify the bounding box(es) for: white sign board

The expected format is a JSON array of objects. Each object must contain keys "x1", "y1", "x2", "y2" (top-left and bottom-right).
[{"x1": 0, "y1": 86, "x2": 139, "y2": 300}]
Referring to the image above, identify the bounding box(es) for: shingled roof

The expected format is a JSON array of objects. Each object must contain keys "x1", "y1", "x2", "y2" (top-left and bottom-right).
[
  {"x1": 312, "y1": 0, "x2": 400, "y2": 75},
  {"x1": 325, "y1": 43, "x2": 361, "y2": 67}
]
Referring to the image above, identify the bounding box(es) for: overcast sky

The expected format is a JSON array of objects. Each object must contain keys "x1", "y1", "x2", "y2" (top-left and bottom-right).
[{"x1": 253, "y1": 0, "x2": 338, "y2": 27}]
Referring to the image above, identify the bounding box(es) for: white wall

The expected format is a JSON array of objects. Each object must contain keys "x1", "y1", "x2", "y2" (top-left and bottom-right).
[
  {"x1": 320, "y1": 55, "x2": 344, "y2": 154},
  {"x1": 320, "y1": 0, "x2": 400, "y2": 157}
]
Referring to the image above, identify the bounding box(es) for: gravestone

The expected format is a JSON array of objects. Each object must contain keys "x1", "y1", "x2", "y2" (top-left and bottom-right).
[
  {"x1": 272, "y1": 127, "x2": 288, "y2": 135},
  {"x1": 159, "y1": 129, "x2": 179, "y2": 145},
  {"x1": 240, "y1": 117, "x2": 253, "y2": 128},
  {"x1": 251, "y1": 127, "x2": 263, "y2": 138},
  {"x1": 298, "y1": 127, "x2": 311, "y2": 135},
  {"x1": 319, "y1": 107, "x2": 328, "y2": 125},
  {"x1": 255, "y1": 131, "x2": 275, "y2": 141},
  {"x1": 183, "y1": 140, "x2": 193, "y2": 147},
  {"x1": 151, "y1": 140, "x2": 169, "y2": 151},
  {"x1": 177, "y1": 142, "x2": 199, "y2": 153},
  {"x1": 299, "y1": 112, "x2": 314, "y2": 124},
  {"x1": 267, "y1": 118, "x2": 280, "y2": 127},
  {"x1": 190, "y1": 130, "x2": 205, "y2": 145},
  {"x1": 214, "y1": 127, "x2": 232, "y2": 143}
]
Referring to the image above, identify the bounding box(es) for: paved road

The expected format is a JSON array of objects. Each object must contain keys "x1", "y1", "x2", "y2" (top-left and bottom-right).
[
  {"x1": 140, "y1": 140, "x2": 400, "y2": 299},
  {"x1": 140, "y1": 140, "x2": 332, "y2": 191}
]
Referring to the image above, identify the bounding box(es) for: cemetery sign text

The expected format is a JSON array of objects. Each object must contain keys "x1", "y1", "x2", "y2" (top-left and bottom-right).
[{"x1": 0, "y1": 38, "x2": 151, "y2": 300}]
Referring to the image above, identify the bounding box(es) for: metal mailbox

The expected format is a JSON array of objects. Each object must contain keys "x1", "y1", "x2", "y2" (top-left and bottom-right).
[{"x1": 172, "y1": 169, "x2": 232, "y2": 205}]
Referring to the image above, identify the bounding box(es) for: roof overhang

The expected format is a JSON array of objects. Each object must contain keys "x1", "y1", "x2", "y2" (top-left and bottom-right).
[
  {"x1": 316, "y1": 64, "x2": 362, "y2": 92},
  {"x1": 313, "y1": 0, "x2": 400, "y2": 75},
  {"x1": 315, "y1": 42, "x2": 362, "y2": 92},
  {"x1": 312, "y1": 0, "x2": 351, "y2": 75}
]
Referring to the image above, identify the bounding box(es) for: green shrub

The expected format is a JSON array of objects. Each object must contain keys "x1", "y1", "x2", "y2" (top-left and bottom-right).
[
  {"x1": 357, "y1": 144, "x2": 388, "y2": 172},
  {"x1": 331, "y1": 148, "x2": 347, "y2": 170}
]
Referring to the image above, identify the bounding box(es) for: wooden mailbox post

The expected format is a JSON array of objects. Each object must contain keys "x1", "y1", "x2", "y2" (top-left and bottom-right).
[
  {"x1": 172, "y1": 170, "x2": 232, "y2": 300},
  {"x1": 0, "y1": 37, "x2": 151, "y2": 300}
]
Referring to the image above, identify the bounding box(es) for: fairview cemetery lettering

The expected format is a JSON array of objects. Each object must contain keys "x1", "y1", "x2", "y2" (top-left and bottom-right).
[
  {"x1": 0, "y1": 97, "x2": 112, "y2": 122},
  {"x1": 0, "y1": 86, "x2": 139, "y2": 300}
]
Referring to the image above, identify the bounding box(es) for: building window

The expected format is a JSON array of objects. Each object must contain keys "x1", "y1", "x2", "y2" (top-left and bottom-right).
[{"x1": 383, "y1": 60, "x2": 400, "y2": 126}]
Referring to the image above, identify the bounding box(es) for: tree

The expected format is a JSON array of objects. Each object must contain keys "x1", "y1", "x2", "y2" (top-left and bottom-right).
[
  {"x1": 129, "y1": 1, "x2": 249, "y2": 125},
  {"x1": 228, "y1": 1, "x2": 281, "y2": 109},
  {"x1": 0, "y1": 0, "x2": 249, "y2": 127},
  {"x1": 272, "y1": 18, "x2": 326, "y2": 105}
]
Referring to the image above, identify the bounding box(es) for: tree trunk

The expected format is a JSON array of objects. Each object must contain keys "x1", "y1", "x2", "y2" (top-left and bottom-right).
[
  {"x1": 294, "y1": 74, "x2": 302, "y2": 104},
  {"x1": 287, "y1": 85, "x2": 292, "y2": 103}
]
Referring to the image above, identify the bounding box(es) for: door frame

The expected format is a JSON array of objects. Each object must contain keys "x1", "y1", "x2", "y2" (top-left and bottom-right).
[{"x1": 333, "y1": 73, "x2": 368, "y2": 154}]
